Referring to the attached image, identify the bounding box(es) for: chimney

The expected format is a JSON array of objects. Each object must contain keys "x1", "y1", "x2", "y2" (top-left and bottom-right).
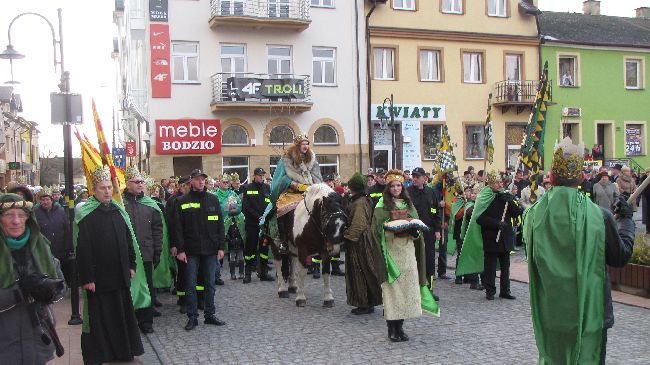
[
  {"x1": 636, "y1": 7, "x2": 650, "y2": 19},
  {"x1": 583, "y1": 1, "x2": 601, "y2": 16}
]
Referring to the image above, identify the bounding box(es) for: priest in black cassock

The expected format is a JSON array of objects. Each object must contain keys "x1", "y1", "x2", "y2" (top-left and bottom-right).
[{"x1": 75, "y1": 166, "x2": 148, "y2": 364}]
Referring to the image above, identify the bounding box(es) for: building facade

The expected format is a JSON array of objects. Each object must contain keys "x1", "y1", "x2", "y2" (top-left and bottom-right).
[
  {"x1": 115, "y1": 0, "x2": 368, "y2": 182},
  {"x1": 367, "y1": 0, "x2": 540, "y2": 173},
  {"x1": 539, "y1": 6, "x2": 650, "y2": 171}
]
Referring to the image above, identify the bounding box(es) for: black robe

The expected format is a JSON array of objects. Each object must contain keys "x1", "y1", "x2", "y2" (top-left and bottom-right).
[{"x1": 76, "y1": 203, "x2": 144, "y2": 364}]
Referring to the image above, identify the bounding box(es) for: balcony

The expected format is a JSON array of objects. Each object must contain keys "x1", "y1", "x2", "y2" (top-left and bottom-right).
[
  {"x1": 493, "y1": 80, "x2": 552, "y2": 114},
  {"x1": 211, "y1": 72, "x2": 313, "y2": 112},
  {"x1": 209, "y1": 0, "x2": 311, "y2": 31}
]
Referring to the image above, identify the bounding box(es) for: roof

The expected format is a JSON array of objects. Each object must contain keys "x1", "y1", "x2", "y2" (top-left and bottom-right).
[{"x1": 539, "y1": 11, "x2": 650, "y2": 49}]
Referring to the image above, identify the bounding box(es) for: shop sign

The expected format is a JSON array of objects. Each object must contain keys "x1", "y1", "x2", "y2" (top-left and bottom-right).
[
  {"x1": 149, "y1": 0, "x2": 168, "y2": 22},
  {"x1": 583, "y1": 160, "x2": 602, "y2": 170},
  {"x1": 227, "y1": 77, "x2": 305, "y2": 100},
  {"x1": 625, "y1": 125, "x2": 643, "y2": 156},
  {"x1": 126, "y1": 141, "x2": 137, "y2": 157},
  {"x1": 8, "y1": 162, "x2": 20, "y2": 170},
  {"x1": 150, "y1": 24, "x2": 171, "y2": 98},
  {"x1": 156, "y1": 119, "x2": 221, "y2": 155},
  {"x1": 113, "y1": 148, "x2": 126, "y2": 168},
  {"x1": 372, "y1": 104, "x2": 446, "y2": 121}
]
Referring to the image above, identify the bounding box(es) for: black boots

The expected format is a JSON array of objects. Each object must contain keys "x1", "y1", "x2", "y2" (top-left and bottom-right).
[
  {"x1": 229, "y1": 261, "x2": 237, "y2": 280},
  {"x1": 386, "y1": 320, "x2": 409, "y2": 342},
  {"x1": 312, "y1": 262, "x2": 321, "y2": 279},
  {"x1": 331, "y1": 262, "x2": 345, "y2": 276},
  {"x1": 258, "y1": 264, "x2": 275, "y2": 282},
  {"x1": 243, "y1": 265, "x2": 252, "y2": 284},
  {"x1": 237, "y1": 260, "x2": 244, "y2": 280}
]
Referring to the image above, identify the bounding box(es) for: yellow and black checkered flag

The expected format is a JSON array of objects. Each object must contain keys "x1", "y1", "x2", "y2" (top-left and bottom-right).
[{"x1": 519, "y1": 61, "x2": 551, "y2": 202}]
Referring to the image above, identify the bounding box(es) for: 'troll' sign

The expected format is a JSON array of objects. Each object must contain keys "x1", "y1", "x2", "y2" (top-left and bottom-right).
[{"x1": 156, "y1": 119, "x2": 221, "y2": 155}]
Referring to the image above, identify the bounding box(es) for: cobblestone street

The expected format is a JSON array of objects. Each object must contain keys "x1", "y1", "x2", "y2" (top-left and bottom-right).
[{"x1": 141, "y1": 255, "x2": 650, "y2": 365}]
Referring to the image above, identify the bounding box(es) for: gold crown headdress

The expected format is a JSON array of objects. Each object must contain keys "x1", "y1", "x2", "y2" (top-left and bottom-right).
[
  {"x1": 486, "y1": 169, "x2": 500, "y2": 185},
  {"x1": 228, "y1": 172, "x2": 240, "y2": 182},
  {"x1": 552, "y1": 137, "x2": 585, "y2": 181},
  {"x1": 125, "y1": 165, "x2": 144, "y2": 181},
  {"x1": 40, "y1": 185, "x2": 54, "y2": 198},
  {"x1": 144, "y1": 175, "x2": 156, "y2": 190},
  {"x1": 293, "y1": 134, "x2": 309, "y2": 145},
  {"x1": 385, "y1": 169, "x2": 405, "y2": 184},
  {"x1": 16, "y1": 175, "x2": 27, "y2": 185},
  {"x1": 90, "y1": 165, "x2": 112, "y2": 185}
]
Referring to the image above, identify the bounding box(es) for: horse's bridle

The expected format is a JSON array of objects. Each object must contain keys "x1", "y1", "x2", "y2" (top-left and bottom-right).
[{"x1": 302, "y1": 198, "x2": 348, "y2": 240}]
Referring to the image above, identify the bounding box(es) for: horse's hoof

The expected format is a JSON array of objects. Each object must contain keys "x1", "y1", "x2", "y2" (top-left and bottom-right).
[
  {"x1": 296, "y1": 299, "x2": 306, "y2": 307},
  {"x1": 278, "y1": 291, "x2": 289, "y2": 298},
  {"x1": 323, "y1": 300, "x2": 334, "y2": 308},
  {"x1": 288, "y1": 286, "x2": 297, "y2": 294}
]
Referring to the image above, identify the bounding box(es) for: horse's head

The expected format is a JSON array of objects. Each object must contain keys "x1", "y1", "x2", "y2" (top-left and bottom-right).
[{"x1": 317, "y1": 192, "x2": 348, "y2": 256}]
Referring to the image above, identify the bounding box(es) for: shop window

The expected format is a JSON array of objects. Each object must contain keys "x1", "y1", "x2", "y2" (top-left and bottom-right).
[
  {"x1": 222, "y1": 156, "x2": 249, "y2": 183},
  {"x1": 313, "y1": 125, "x2": 338, "y2": 145},
  {"x1": 269, "y1": 125, "x2": 295, "y2": 146},
  {"x1": 317, "y1": 155, "x2": 339, "y2": 177},
  {"x1": 559, "y1": 56, "x2": 577, "y2": 87},
  {"x1": 222, "y1": 125, "x2": 249, "y2": 146},
  {"x1": 625, "y1": 124, "x2": 645, "y2": 156},
  {"x1": 422, "y1": 124, "x2": 442, "y2": 160},
  {"x1": 465, "y1": 125, "x2": 485, "y2": 160}
]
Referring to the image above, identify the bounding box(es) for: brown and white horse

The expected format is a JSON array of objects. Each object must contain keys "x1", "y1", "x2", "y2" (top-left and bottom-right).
[{"x1": 273, "y1": 183, "x2": 348, "y2": 307}]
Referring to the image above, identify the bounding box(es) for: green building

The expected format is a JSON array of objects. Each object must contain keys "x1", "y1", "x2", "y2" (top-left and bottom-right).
[{"x1": 539, "y1": 9, "x2": 650, "y2": 172}]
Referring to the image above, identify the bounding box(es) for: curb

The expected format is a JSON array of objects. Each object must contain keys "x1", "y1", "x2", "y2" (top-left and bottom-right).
[{"x1": 146, "y1": 332, "x2": 174, "y2": 365}]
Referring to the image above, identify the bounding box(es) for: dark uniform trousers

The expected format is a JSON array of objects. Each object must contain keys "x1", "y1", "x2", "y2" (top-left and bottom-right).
[
  {"x1": 481, "y1": 252, "x2": 510, "y2": 296},
  {"x1": 244, "y1": 223, "x2": 269, "y2": 270}
]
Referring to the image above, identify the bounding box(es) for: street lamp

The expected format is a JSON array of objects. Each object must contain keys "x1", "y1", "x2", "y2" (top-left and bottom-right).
[
  {"x1": 1, "y1": 9, "x2": 82, "y2": 326},
  {"x1": 380, "y1": 93, "x2": 397, "y2": 170}
]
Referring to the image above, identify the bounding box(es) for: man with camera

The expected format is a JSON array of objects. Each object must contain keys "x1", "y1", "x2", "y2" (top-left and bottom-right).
[{"x1": 0, "y1": 193, "x2": 66, "y2": 364}]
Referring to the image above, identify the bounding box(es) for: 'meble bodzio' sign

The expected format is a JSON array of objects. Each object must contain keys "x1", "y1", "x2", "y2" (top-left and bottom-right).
[
  {"x1": 371, "y1": 104, "x2": 446, "y2": 121},
  {"x1": 227, "y1": 77, "x2": 305, "y2": 100}
]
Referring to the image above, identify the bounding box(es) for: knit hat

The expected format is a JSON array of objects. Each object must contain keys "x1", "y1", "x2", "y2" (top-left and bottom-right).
[
  {"x1": 347, "y1": 173, "x2": 366, "y2": 192},
  {"x1": 0, "y1": 193, "x2": 34, "y2": 213}
]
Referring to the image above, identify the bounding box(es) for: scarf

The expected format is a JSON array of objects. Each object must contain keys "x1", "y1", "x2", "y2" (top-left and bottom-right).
[{"x1": 6, "y1": 227, "x2": 31, "y2": 250}]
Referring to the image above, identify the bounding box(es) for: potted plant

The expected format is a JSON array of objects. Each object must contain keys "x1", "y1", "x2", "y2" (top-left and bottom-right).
[{"x1": 609, "y1": 234, "x2": 650, "y2": 298}]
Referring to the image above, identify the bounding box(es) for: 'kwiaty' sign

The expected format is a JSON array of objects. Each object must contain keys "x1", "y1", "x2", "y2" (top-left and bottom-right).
[{"x1": 156, "y1": 119, "x2": 221, "y2": 155}]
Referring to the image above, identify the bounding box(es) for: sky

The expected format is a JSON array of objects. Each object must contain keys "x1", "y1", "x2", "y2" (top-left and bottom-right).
[{"x1": 0, "y1": 0, "x2": 648, "y2": 157}]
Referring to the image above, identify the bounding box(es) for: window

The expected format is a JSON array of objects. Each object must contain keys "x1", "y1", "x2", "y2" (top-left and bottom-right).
[
  {"x1": 625, "y1": 58, "x2": 643, "y2": 89},
  {"x1": 268, "y1": 46, "x2": 292, "y2": 77},
  {"x1": 559, "y1": 56, "x2": 577, "y2": 87},
  {"x1": 317, "y1": 155, "x2": 339, "y2": 177},
  {"x1": 222, "y1": 125, "x2": 249, "y2": 146},
  {"x1": 220, "y1": 0, "x2": 244, "y2": 15},
  {"x1": 269, "y1": 125, "x2": 295, "y2": 145},
  {"x1": 374, "y1": 48, "x2": 395, "y2": 80},
  {"x1": 312, "y1": 47, "x2": 336, "y2": 86},
  {"x1": 442, "y1": 0, "x2": 462, "y2": 13},
  {"x1": 422, "y1": 124, "x2": 442, "y2": 160},
  {"x1": 419, "y1": 49, "x2": 441, "y2": 82},
  {"x1": 313, "y1": 125, "x2": 338, "y2": 145},
  {"x1": 487, "y1": 0, "x2": 507, "y2": 17},
  {"x1": 505, "y1": 54, "x2": 521, "y2": 81},
  {"x1": 268, "y1": 0, "x2": 290, "y2": 18},
  {"x1": 463, "y1": 51, "x2": 483, "y2": 83},
  {"x1": 270, "y1": 155, "x2": 281, "y2": 176},
  {"x1": 223, "y1": 156, "x2": 249, "y2": 184},
  {"x1": 393, "y1": 0, "x2": 415, "y2": 11},
  {"x1": 465, "y1": 125, "x2": 485, "y2": 159},
  {"x1": 221, "y1": 44, "x2": 246, "y2": 76},
  {"x1": 171, "y1": 42, "x2": 199, "y2": 83},
  {"x1": 311, "y1": 0, "x2": 334, "y2": 7},
  {"x1": 625, "y1": 124, "x2": 645, "y2": 156}
]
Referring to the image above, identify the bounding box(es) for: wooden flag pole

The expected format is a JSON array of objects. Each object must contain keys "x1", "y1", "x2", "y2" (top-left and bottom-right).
[
  {"x1": 628, "y1": 175, "x2": 650, "y2": 206},
  {"x1": 495, "y1": 201, "x2": 510, "y2": 242}
]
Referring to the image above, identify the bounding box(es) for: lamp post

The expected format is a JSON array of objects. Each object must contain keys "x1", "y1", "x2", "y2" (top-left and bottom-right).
[
  {"x1": 1, "y1": 9, "x2": 82, "y2": 325},
  {"x1": 380, "y1": 93, "x2": 396, "y2": 170}
]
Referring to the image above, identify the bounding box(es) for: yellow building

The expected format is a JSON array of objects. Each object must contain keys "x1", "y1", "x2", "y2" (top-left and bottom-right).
[{"x1": 367, "y1": 0, "x2": 540, "y2": 173}]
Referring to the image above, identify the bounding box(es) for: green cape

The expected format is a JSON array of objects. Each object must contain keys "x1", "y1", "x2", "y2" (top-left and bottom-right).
[
  {"x1": 224, "y1": 212, "x2": 246, "y2": 253},
  {"x1": 0, "y1": 220, "x2": 58, "y2": 288},
  {"x1": 523, "y1": 186, "x2": 605, "y2": 364},
  {"x1": 455, "y1": 186, "x2": 496, "y2": 276},
  {"x1": 459, "y1": 200, "x2": 475, "y2": 242},
  {"x1": 373, "y1": 198, "x2": 440, "y2": 317},
  {"x1": 445, "y1": 199, "x2": 465, "y2": 255},
  {"x1": 124, "y1": 195, "x2": 173, "y2": 288},
  {"x1": 73, "y1": 196, "x2": 151, "y2": 333}
]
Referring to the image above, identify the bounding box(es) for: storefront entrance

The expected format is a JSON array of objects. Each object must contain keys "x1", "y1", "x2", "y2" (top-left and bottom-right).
[{"x1": 173, "y1": 156, "x2": 203, "y2": 178}]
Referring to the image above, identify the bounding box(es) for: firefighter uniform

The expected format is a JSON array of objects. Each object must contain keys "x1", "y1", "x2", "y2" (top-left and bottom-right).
[{"x1": 242, "y1": 168, "x2": 273, "y2": 283}]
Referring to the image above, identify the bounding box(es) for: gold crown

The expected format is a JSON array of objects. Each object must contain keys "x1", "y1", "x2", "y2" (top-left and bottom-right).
[
  {"x1": 145, "y1": 175, "x2": 156, "y2": 190},
  {"x1": 228, "y1": 172, "x2": 240, "y2": 181},
  {"x1": 90, "y1": 165, "x2": 112, "y2": 185},
  {"x1": 40, "y1": 185, "x2": 54, "y2": 197},
  {"x1": 125, "y1": 165, "x2": 144, "y2": 181},
  {"x1": 385, "y1": 169, "x2": 405, "y2": 184},
  {"x1": 293, "y1": 134, "x2": 309, "y2": 145},
  {"x1": 552, "y1": 137, "x2": 585, "y2": 181},
  {"x1": 486, "y1": 170, "x2": 500, "y2": 184},
  {"x1": 16, "y1": 175, "x2": 27, "y2": 184}
]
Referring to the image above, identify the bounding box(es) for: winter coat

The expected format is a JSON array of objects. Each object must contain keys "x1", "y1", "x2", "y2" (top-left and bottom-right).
[
  {"x1": 34, "y1": 204, "x2": 70, "y2": 260},
  {"x1": 616, "y1": 175, "x2": 636, "y2": 196},
  {"x1": 123, "y1": 190, "x2": 163, "y2": 263},
  {"x1": 593, "y1": 180, "x2": 619, "y2": 212},
  {"x1": 174, "y1": 188, "x2": 225, "y2": 255},
  {"x1": 281, "y1": 150, "x2": 323, "y2": 185}
]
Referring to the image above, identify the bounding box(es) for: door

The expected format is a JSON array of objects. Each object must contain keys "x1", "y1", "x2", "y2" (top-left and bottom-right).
[
  {"x1": 269, "y1": 0, "x2": 290, "y2": 18},
  {"x1": 173, "y1": 156, "x2": 203, "y2": 178},
  {"x1": 373, "y1": 145, "x2": 393, "y2": 171},
  {"x1": 220, "y1": 0, "x2": 244, "y2": 15}
]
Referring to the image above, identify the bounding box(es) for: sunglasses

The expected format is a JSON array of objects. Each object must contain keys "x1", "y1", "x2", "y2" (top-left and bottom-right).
[{"x1": 129, "y1": 180, "x2": 145, "y2": 184}]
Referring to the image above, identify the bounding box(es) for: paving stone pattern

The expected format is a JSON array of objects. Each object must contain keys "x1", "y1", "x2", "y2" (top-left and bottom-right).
[{"x1": 147, "y1": 257, "x2": 650, "y2": 364}]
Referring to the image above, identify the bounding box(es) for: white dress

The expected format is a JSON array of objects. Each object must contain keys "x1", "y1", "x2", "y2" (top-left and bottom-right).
[{"x1": 380, "y1": 199, "x2": 422, "y2": 320}]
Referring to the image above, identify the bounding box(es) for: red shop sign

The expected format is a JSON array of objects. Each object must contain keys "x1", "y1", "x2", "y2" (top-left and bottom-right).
[
  {"x1": 150, "y1": 23, "x2": 171, "y2": 98},
  {"x1": 156, "y1": 119, "x2": 221, "y2": 155},
  {"x1": 126, "y1": 141, "x2": 137, "y2": 157}
]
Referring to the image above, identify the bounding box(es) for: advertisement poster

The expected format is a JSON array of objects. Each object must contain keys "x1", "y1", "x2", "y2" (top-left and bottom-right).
[
  {"x1": 401, "y1": 121, "x2": 421, "y2": 172},
  {"x1": 150, "y1": 24, "x2": 171, "y2": 98},
  {"x1": 156, "y1": 119, "x2": 221, "y2": 155},
  {"x1": 149, "y1": 0, "x2": 168, "y2": 21}
]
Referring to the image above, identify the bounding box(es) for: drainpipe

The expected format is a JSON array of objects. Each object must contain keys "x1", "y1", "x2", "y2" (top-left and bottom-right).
[
  {"x1": 354, "y1": 0, "x2": 363, "y2": 171},
  {"x1": 365, "y1": 1, "x2": 377, "y2": 170}
]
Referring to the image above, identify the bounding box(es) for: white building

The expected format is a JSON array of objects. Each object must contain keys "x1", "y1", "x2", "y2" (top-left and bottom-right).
[{"x1": 114, "y1": 0, "x2": 368, "y2": 182}]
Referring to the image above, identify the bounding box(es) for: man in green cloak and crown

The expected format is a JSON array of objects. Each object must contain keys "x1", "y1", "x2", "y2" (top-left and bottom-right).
[{"x1": 523, "y1": 137, "x2": 635, "y2": 364}]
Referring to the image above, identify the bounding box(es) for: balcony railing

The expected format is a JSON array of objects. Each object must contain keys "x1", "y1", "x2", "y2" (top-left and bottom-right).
[
  {"x1": 211, "y1": 72, "x2": 312, "y2": 111},
  {"x1": 493, "y1": 80, "x2": 552, "y2": 114},
  {"x1": 209, "y1": 0, "x2": 311, "y2": 30}
]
